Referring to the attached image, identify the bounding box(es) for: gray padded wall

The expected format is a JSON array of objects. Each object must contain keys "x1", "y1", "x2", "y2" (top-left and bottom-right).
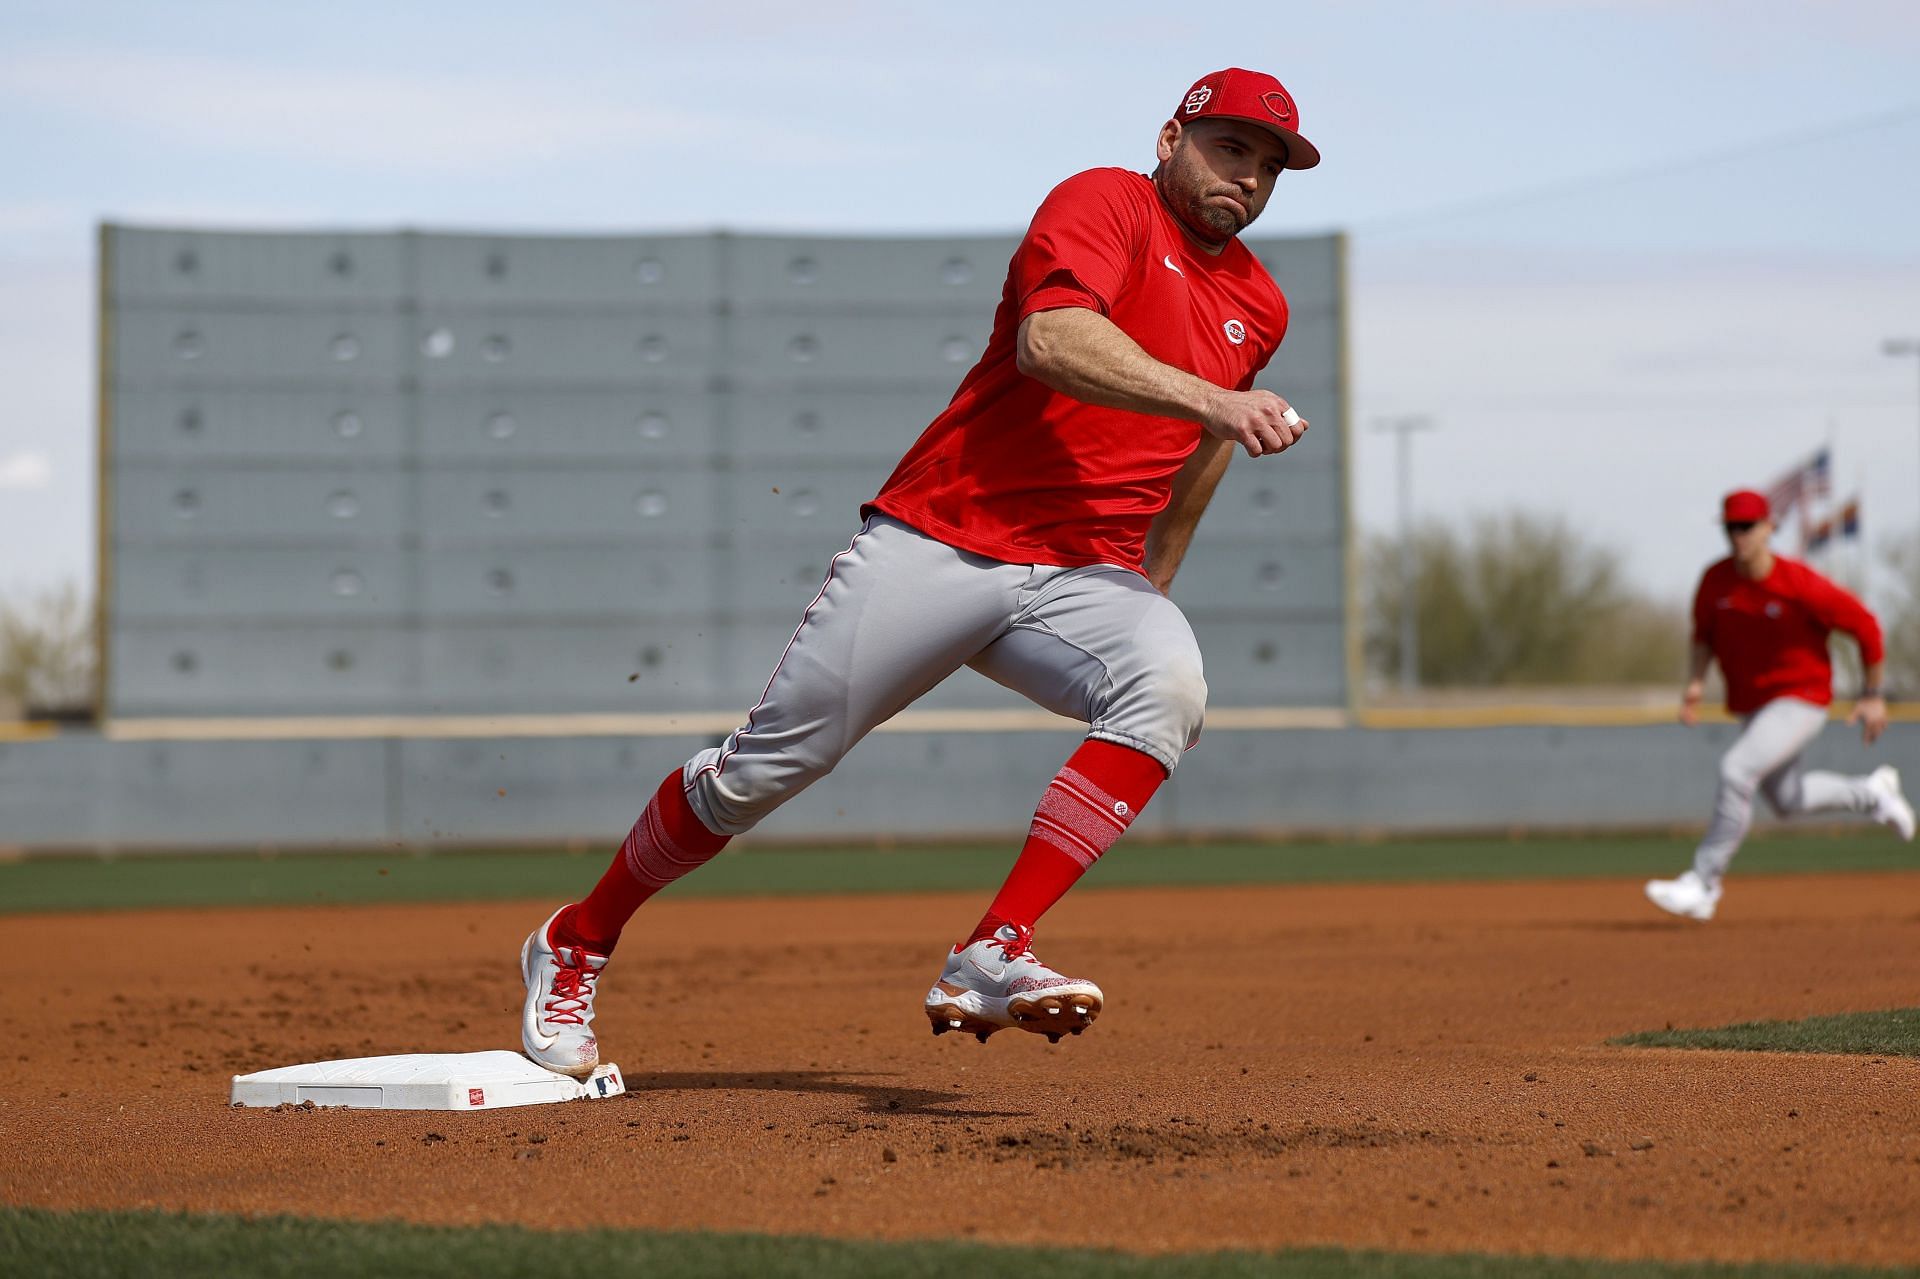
[
  {"x1": 103, "y1": 227, "x2": 1346, "y2": 717},
  {"x1": 12, "y1": 721, "x2": 1919, "y2": 851}
]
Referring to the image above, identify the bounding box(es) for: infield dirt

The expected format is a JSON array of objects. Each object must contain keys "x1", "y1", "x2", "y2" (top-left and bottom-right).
[{"x1": 4, "y1": 873, "x2": 1918, "y2": 1266}]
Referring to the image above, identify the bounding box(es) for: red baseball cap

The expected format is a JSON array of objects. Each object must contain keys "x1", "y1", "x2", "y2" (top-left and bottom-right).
[
  {"x1": 1174, "y1": 69, "x2": 1320, "y2": 170},
  {"x1": 1722, "y1": 490, "x2": 1770, "y2": 523}
]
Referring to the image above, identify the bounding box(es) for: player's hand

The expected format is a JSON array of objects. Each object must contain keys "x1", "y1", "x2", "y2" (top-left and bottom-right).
[
  {"x1": 1200, "y1": 389, "x2": 1307, "y2": 458},
  {"x1": 1678, "y1": 680, "x2": 1704, "y2": 726},
  {"x1": 1849, "y1": 695, "x2": 1888, "y2": 746}
]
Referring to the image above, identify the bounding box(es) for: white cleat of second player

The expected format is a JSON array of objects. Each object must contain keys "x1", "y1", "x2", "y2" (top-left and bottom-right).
[
  {"x1": 1868, "y1": 765, "x2": 1916, "y2": 841},
  {"x1": 1643, "y1": 870, "x2": 1723, "y2": 921}
]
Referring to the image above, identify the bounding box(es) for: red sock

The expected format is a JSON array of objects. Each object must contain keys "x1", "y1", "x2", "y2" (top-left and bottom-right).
[
  {"x1": 967, "y1": 739, "x2": 1167, "y2": 945},
  {"x1": 558, "y1": 769, "x2": 730, "y2": 954}
]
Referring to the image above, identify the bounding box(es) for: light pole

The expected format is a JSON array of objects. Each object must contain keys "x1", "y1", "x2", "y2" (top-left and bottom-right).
[
  {"x1": 1885, "y1": 338, "x2": 1920, "y2": 516},
  {"x1": 1373, "y1": 415, "x2": 1436, "y2": 693}
]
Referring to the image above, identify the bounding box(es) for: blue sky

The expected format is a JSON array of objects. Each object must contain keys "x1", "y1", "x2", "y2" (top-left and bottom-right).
[{"x1": 3, "y1": 0, "x2": 1918, "y2": 603}]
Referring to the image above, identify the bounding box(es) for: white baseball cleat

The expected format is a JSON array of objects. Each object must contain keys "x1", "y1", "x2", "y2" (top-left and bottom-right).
[
  {"x1": 1644, "y1": 870, "x2": 1722, "y2": 921},
  {"x1": 1868, "y1": 766, "x2": 1915, "y2": 841},
  {"x1": 519, "y1": 907, "x2": 607, "y2": 1078},
  {"x1": 925, "y1": 924, "x2": 1103, "y2": 1044}
]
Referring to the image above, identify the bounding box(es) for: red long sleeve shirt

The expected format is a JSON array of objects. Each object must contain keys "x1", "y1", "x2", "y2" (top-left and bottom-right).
[{"x1": 1691, "y1": 556, "x2": 1883, "y2": 715}]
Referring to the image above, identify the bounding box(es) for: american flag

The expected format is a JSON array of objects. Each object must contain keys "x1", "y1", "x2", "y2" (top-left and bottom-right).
[
  {"x1": 1765, "y1": 448, "x2": 1831, "y2": 524},
  {"x1": 1840, "y1": 495, "x2": 1861, "y2": 539}
]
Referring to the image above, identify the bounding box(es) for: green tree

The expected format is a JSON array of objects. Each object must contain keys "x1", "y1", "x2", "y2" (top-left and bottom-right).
[
  {"x1": 0, "y1": 582, "x2": 95, "y2": 718},
  {"x1": 1363, "y1": 511, "x2": 1686, "y2": 688}
]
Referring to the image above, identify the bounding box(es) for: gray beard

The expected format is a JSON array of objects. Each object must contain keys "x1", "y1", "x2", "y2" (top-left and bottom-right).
[{"x1": 1187, "y1": 198, "x2": 1242, "y2": 241}]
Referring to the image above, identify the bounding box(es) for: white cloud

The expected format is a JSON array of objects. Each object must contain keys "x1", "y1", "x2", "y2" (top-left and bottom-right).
[{"x1": 0, "y1": 451, "x2": 52, "y2": 490}]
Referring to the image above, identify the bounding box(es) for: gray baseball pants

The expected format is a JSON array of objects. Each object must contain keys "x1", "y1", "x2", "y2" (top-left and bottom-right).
[
  {"x1": 1692, "y1": 696, "x2": 1877, "y2": 884},
  {"x1": 683, "y1": 514, "x2": 1205, "y2": 836}
]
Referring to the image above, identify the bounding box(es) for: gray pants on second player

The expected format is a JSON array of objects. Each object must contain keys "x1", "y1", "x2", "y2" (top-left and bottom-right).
[
  {"x1": 1692, "y1": 696, "x2": 1877, "y2": 884},
  {"x1": 683, "y1": 514, "x2": 1206, "y2": 836}
]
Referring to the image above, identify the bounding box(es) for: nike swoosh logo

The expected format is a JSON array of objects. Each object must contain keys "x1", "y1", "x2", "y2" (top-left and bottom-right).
[
  {"x1": 1163, "y1": 254, "x2": 1184, "y2": 277},
  {"x1": 525, "y1": 1021, "x2": 559, "y2": 1050}
]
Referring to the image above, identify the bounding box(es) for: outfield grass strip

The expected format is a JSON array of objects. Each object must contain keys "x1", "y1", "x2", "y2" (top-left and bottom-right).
[
  {"x1": 0, "y1": 831, "x2": 1912, "y2": 916},
  {"x1": 1612, "y1": 1008, "x2": 1920, "y2": 1058},
  {"x1": 3, "y1": 1207, "x2": 1916, "y2": 1279}
]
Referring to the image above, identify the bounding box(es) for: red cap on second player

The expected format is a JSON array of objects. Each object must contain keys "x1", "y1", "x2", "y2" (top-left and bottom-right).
[
  {"x1": 1722, "y1": 490, "x2": 1770, "y2": 522},
  {"x1": 1174, "y1": 69, "x2": 1321, "y2": 170}
]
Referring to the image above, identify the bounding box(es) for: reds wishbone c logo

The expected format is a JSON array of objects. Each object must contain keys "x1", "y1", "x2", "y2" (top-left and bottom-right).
[
  {"x1": 1184, "y1": 85, "x2": 1212, "y2": 114},
  {"x1": 1260, "y1": 88, "x2": 1296, "y2": 125},
  {"x1": 1223, "y1": 319, "x2": 1247, "y2": 345}
]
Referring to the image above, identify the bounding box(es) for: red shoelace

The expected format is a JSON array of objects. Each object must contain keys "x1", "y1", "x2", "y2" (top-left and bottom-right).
[
  {"x1": 543, "y1": 951, "x2": 599, "y2": 1026},
  {"x1": 994, "y1": 924, "x2": 1036, "y2": 962}
]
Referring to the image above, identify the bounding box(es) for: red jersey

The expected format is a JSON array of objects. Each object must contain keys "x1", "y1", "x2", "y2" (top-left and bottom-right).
[
  {"x1": 866, "y1": 167, "x2": 1289, "y2": 570},
  {"x1": 1691, "y1": 555, "x2": 1884, "y2": 715}
]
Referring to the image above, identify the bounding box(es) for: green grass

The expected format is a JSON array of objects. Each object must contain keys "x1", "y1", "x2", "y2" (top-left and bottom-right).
[
  {"x1": 1612, "y1": 1007, "x2": 1920, "y2": 1058},
  {"x1": 2, "y1": 1208, "x2": 1914, "y2": 1279},
  {"x1": 0, "y1": 829, "x2": 1911, "y2": 915}
]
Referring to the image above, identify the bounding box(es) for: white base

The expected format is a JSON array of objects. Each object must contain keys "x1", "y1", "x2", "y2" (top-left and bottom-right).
[{"x1": 229, "y1": 1051, "x2": 624, "y2": 1111}]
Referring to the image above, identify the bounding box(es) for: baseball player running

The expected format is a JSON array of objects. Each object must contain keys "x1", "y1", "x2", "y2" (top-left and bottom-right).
[
  {"x1": 1644, "y1": 489, "x2": 1914, "y2": 921},
  {"x1": 518, "y1": 68, "x2": 1321, "y2": 1076}
]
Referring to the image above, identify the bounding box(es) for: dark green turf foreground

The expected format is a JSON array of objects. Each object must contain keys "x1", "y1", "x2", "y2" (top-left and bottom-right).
[
  {"x1": 3, "y1": 829, "x2": 1912, "y2": 915},
  {"x1": 2, "y1": 1208, "x2": 1914, "y2": 1279},
  {"x1": 1613, "y1": 1007, "x2": 1920, "y2": 1058}
]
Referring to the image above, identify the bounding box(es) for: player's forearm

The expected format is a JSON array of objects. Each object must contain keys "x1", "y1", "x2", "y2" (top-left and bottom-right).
[
  {"x1": 1686, "y1": 642, "x2": 1713, "y2": 683},
  {"x1": 1017, "y1": 308, "x2": 1224, "y2": 422},
  {"x1": 1144, "y1": 436, "x2": 1233, "y2": 592}
]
